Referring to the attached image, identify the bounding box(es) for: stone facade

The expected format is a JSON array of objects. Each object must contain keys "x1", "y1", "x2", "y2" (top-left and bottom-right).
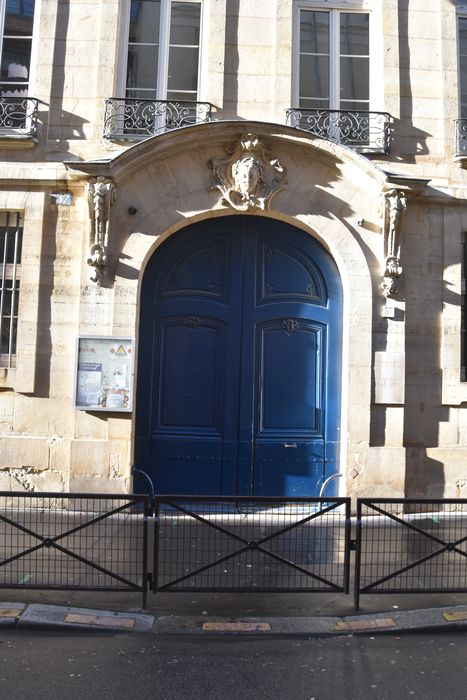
[{"x1": 1, "y1": 0, "x2": 467, "y2": 500}]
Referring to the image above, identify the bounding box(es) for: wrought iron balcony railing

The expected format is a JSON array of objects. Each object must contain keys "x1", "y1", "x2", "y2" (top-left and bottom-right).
[
  {"x1": 454, "y1": 119, "x2": 467, "y2": 159},
  {"x1": 0, "y1": 97, "x2": 39, "y2": 137},
  {"x1": 285, "y1": 108, "x2": 393, "y2": 154},
  {"x1": 103, "y1": 98, "x2": 214, "y2": 139}
]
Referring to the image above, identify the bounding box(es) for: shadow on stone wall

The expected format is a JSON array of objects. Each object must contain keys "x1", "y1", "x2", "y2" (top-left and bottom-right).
[
  {"x1": 222, "y1": 0, "x2": 244, "y2": 121},
  {"x1": 387, "y1": 0, "x2": 430, "y2": 163},
  {"x1": 403, "y1": 299, "x2": 448, "y2": 496},
  {"x1": 33, "y1": 197, "x2": 57, "y2": 398},
  {"x1": 47, "y1": 0, "x2": 87, "y2": 149}
]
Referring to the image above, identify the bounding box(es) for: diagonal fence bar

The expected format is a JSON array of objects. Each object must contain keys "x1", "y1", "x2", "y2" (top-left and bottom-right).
[
  {"x1": 0, "y1": 492, "x2": 149, "y2": 606},
  {"x1": 153, "y1": 496, "x2": 351, "y2": 593},
  {"x1": 355, "y1": 499, "x2": 467, "y2": 610}
]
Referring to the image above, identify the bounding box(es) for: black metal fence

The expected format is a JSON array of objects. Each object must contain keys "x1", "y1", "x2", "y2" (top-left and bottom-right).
[
  {"x1": 2, "y1": 492, "x2": 467, "y2": 610},
  {"x1": 0, "y1": 492, "x2": 149, "y2": 606},
  {"x1": 153, "y1": 496, "x2": 351, "y2": 593},
  {"x1": 355, "y1": 499, "x2": 467, "y2": 609}
]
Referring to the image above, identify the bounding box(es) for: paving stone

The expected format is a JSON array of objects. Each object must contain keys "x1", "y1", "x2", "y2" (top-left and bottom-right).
[
  {"x1": 333, "y1": 618, "x2": 396, "y2": 631},
  {"x1": 0, "y1": 602, "x2": 26, "y2": 627},
  {"x1": 202, "y1": 622, "x2": 271, "y2": 632}
]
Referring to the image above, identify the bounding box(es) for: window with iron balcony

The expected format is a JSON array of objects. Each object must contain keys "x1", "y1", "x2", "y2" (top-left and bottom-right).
[
  {"x1": 104, "y1": 0, "x2": 213, "y2": 140},
  {"x1": 287, "y1": 4, "x2": 392, "y2": 154},
  {"x1": 0, "y1": 0, "x2": 38, "y2": 140},
  {"x1": 455, "y1": 13, "x2": 467, "y2": 160}
]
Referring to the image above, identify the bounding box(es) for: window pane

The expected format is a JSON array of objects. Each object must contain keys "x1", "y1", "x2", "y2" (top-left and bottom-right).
[
  {"x1": 126, "y1": 87, "x2": 157, "y2": 100},
  {"x1": 129, "y1": 0, "x2": 160, "y2": 44},
  {"x1": 340, "y1": 13, "x2": 369, "y2": 56},
  {"x1": 340, "y1": 100, "x2": 370, "y2": 112},
  {"x1": 300, "y1": 11, "x2": 329, "y2": 55},
  {"x1": 299, "y1": 54, "x2": 329, "y2": 101},
  {"x1": 166, "y1": 90, "x2": 197, "y2": 101},
  {"x1": 5, "y1": 0, "x2": 35, "y2": 36},
  {"x1": 127, "y1": 44, "x2": 158, "y2": 90},
  {"x1": 460, "y1": 23, "x2": 467, "y2": 119},
  {"x1": 9, "y1": 223, "x2": 22, "y2": 264},
  {"x1": 460, "y1": 17, "x2": 467, "y2": 53},
  {"x1": 168, "y1": 46, "x2": 199, "y2": 92},
  {"x1": 1, "y1": 319, "x2": 11, "y2": 354},
  {"x1": 5, "y1": 229, "x2": 16, "y2": 264},
  {"x1": 298, "y1": 97, "x2": 330, "y2": 110},
  {"x1": 1, "y1": 38, "x2": 31, "y2": 83},
  {"x1": 340, "y1": 56, "x2": 369, "y2": 101},
  {"x1": 170, "y1": 2, "x2": 200, "y2": 45},
  {"x1": 13, "y1": 281, "x2": 20, "y2": 316},
  {"x1": 0, "y1": 215, "x2": 22, "y2": 264}
]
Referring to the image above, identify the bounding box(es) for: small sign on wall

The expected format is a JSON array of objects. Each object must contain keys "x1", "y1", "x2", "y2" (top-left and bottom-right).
[
  {"x1": 74, "y1": 336, "x2": 134, "y2": 412},
  {"x1": 374, "y1": 351, "x2": 405, "y2": 404}
]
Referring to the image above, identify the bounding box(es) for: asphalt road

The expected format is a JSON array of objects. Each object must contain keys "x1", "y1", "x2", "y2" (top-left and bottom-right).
[{"x1": 1, "y1": 630, "x2": 466, "y2": 700}]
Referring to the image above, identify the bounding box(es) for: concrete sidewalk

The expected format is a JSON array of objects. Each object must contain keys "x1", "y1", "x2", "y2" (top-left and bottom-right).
[{"x1": 1, "y1": 588, "x2": 467, "y2": 636}]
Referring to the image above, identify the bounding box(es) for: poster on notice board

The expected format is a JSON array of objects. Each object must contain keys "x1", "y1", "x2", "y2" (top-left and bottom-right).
[{"x1": 74, "y1": 336, "x2": 134, "y2": 412}]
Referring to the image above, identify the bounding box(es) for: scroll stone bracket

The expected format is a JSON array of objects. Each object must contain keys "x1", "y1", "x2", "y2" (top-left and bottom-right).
[
  {"x1": 86, "y1": 176, "x2": 117, "y2": 285},
  {"x1": 380, "y1": 188, "x2": 407, "y2": 298}
]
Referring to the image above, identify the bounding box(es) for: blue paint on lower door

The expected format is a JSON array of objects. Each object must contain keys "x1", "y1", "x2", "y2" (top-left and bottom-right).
[{"x1": 134, "y1": 216, "x2": 342, "y2": 496}]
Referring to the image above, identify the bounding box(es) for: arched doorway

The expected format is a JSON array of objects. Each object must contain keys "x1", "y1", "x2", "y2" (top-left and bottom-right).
[{"x1": 134, "y1": 215, "x2": 343, "y2": 496}]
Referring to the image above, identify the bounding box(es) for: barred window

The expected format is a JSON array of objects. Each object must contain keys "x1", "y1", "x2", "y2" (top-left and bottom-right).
[{"x1": 0, "y1": 211, "x2": 22, "y2": 367}]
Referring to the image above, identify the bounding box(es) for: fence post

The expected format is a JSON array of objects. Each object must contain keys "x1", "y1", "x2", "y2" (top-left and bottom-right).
[{"x1": 354, "y1": 499, "x2": 363, "y2": 610}]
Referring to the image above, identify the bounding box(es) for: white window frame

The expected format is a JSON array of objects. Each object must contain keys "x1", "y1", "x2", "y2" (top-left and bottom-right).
[
  {"x1": 117, "y1": 0, "x2": 204, "y2": 103},
  {"x1": 292, "y1": 1, "x2": 374, "y2": 112}
]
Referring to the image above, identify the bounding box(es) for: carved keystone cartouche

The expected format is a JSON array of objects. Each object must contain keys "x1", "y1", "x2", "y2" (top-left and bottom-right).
[{"x1": 208, "y1": 133, "x2": 286, "y2": 211}]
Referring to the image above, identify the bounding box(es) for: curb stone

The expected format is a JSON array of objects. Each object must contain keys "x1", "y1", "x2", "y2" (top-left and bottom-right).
[
  {"x1": 153, "y1": 605, "x2": 467, "y2": 636},
  {"x1": 13, "y1": 603, "x2": 155, "y2": 633},
  {"x1": 3, "y1": 601, "x2": 467, "y2": 636}
]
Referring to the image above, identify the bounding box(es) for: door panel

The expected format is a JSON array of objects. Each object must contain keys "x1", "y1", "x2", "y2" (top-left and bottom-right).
[
  {"x1": 258, "y1": 322, "x2": 322, "y2": 432},
  {"x1": 159, "y1": 238, "x2": 229, "y2": 301},
  {"x1": 135, "y1": 216, "x2": 342, "y2": 497},
  {"x1": 158, "y1": 319, "x2": 223, "y2": 429},
  {"x1": 253, "y1": 441, "x2": 325, "y2": 498},
  {"x1": 259, "y1": 239, "x2": 326, "y2": 304}
]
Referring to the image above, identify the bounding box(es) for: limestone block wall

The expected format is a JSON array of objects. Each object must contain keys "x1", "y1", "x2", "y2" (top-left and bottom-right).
[{"x1": 2, "y1": 1, "x2": 467, "y2": 498}]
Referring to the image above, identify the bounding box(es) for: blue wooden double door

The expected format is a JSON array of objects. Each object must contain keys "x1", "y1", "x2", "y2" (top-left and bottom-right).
[{"x1": 135, "y1": 216, "x2": 342, "y2": 496}]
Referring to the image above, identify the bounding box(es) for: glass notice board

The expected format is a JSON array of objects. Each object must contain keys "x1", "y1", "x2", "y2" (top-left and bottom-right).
[{"x1": 74, "y1": 336, "x2": 134, "y2": 412}]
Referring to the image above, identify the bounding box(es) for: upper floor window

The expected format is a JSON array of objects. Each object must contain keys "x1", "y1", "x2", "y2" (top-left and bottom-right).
[
  {"x1": 126, "y1": 0, "x2": 201, "y2": 102},
  {"x1": 0, "y1": 0, "x2": 35, "y2": 98},
  {"x1": 0, "y1": 212, "x2": 22, "y2": 368},
  {"x1": 297, "y1": 7, "x2": 369, "y2": 112},
  {"x1": 459, "y1": 16, "x2": 467, "y2": 118}
]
